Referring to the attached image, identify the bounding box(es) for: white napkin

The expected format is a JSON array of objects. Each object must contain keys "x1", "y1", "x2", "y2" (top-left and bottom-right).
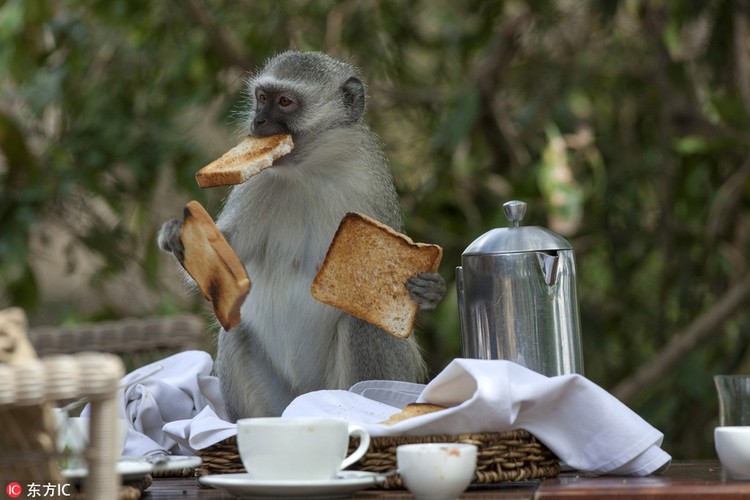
[
  {"x1": 84, "y1": 350, "x2": 227, "y2": 457},
  {"x1": 349, "y1": 380, "x2": 424, "y2": 407},
  {"x1": 163, "y1": 405, "x2": 236, "y2": 454},
  {"x1": 283, "y1": 359, "x2": 671, "y2": 476}
]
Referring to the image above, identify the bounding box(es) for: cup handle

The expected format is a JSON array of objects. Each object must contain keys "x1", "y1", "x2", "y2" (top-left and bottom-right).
[{"x1": 341, "y1": 424, "x2": 371, "y2": 470}]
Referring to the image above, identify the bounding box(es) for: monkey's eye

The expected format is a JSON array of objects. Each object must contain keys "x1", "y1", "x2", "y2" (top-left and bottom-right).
[
  {"x1": 278, "y1": 96, "x2": 293, "y2": 107},
  {"x1": 257, "y1": 91, "x2": 267, "y2": 104}
]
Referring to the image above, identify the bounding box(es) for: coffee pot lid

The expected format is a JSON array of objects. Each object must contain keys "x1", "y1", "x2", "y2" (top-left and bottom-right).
[{"x1": 462, "y1": 200, "x2": 572, "y2": 255}]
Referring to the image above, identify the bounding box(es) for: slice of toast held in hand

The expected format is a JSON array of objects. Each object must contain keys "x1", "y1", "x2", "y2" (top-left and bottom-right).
[
  {"x1": 179, "y1": 200, "x2": 250, "y2": 331},
  {"x1": 311, "y1": 212, "x2": 443, "y2": 339},
  {"x1": 195, "y1": 134, "x2": 294, "y2": 188}
]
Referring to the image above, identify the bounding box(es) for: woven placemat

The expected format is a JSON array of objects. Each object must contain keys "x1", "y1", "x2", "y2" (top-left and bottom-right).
[{"x1": 196, "y1": 429, "x2": 559, "y2": 489}]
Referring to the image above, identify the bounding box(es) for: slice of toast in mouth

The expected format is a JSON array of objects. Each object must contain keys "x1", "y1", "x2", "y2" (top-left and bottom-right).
[
  {"x1": 179, "y1": 200, "x2": 250, "y2": 331},
  {"x1": 311, "y1": 212, "x2": 443, "y2": 339},
  {"x1": 195, "y1": 133, "x2": 294, "y2": 188}
]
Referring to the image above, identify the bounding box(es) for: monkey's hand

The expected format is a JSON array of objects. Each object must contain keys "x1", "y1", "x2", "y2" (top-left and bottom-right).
[
  {"x1": 405, "y1": 272, "x2": 446, "y2": 310},
  {"x1": 157, "y1": 217, "x2": 185, "y2": 262}
]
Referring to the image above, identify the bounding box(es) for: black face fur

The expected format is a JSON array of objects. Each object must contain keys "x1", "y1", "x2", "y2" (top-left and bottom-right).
[{"x1": 252, "y1": 86, "x2": 300, "y2": 137}]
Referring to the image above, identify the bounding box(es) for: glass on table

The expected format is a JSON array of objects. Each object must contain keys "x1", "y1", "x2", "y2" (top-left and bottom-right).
[{"x1": 715, "y1": 375, "x2": 750, "y2": 426}]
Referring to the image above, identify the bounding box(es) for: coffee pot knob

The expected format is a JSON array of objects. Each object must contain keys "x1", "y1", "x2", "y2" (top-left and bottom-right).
[{"x1": 503, "y1": 200, "x2": 527, "y2": 227}]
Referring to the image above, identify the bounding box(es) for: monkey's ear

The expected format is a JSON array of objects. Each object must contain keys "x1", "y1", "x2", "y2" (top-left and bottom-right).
[{"x1": 341, "y1": 76, "x2": 365, "y2": 123}]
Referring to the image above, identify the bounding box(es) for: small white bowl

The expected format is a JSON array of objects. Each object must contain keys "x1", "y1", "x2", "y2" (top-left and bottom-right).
[
  {"x1": 397, "y1": 443, "x2": 477, "y2": 500},
  {"x1": 715, "y1": 426, "x2": 750, "y2": 480}
]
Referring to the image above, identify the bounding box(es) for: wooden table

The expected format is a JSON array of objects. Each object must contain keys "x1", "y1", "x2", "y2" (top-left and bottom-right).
[{"x1": 143, "y1": 461, "x2": 750, "y2": 498}]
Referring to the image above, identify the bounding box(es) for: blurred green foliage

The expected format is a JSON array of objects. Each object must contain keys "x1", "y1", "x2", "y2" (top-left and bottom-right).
[{"x1": 1, "y1": 0, "x2": 749, "y2": 459}]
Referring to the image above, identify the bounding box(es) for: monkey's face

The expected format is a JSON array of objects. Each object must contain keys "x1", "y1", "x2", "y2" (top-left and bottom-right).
[
  {"x1": 245, "y1": 51, "x2": 367, "y2": 140},
  {"x1": 251, "y1": 86, "x2": 300, "y2": 137}
]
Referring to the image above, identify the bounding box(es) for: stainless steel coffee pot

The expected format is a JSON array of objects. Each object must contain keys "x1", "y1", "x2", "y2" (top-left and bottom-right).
[{"x1": 456, "y1": 200, "x2": 584, "y2": 376}]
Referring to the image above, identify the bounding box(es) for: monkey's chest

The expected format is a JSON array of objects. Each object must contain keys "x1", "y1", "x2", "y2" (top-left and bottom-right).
[
  {"x1": 220, "y1": 174, "x2": 363, "y2": 386},
  {"x1": 239, "y1": 259, "x2": 343, "y2": 388}
]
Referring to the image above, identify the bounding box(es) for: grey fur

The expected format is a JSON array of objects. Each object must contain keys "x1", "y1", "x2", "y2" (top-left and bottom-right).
[{"x1": 158, "y1": 51, "x2": 444, "y2": 421}]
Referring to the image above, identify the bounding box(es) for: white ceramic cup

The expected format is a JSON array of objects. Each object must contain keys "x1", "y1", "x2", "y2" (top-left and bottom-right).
[
  {"x1": 236, "y1": 417, "x2": 370, "y2": 481},
  {"x1": 715, "y1": 426, "x2": 750, "y2": 480},
  {"x1": 397, "y1": 443, "x2": 477, "y2": 500}
]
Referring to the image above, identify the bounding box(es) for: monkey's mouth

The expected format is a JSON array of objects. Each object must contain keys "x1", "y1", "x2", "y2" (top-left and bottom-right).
[{"x1": 251, "y1": 122, "x2": 292, "y2": 138}]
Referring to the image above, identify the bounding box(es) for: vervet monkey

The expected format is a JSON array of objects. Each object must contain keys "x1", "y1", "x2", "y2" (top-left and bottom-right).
[{"x1": 158, "y1": 51, "x2": 446, "y2": 420}]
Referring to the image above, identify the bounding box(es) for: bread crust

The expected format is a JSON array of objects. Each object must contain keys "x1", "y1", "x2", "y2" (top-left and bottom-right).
[
  {"x1": 310, "y1": 212, "x2": 443, "y2": 339},
  {"x1": 179, "y1": 200, "x2": 250, "y2": 331},
  {"x1": 195, "y1": 134, "x2": 294, "y2": 188},
  {"x1": 380, "y1": 403, "x2": 446, "y2": 425}
]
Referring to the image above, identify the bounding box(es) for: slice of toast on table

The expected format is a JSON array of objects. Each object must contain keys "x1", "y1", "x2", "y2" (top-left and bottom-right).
[{"x1": 380, "y1": 403, "x2": 447, "y2": 426}]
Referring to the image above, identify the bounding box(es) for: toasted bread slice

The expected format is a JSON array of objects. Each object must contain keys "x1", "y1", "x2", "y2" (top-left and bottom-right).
[
  {"x1": 179, "y1": 200, "x2": 250, "y2": 331},
  {"x1": 311, "y1": 212, "x2": 443, "y2": 339},
  {"x1": 380, "y1": 403, "x2": 446, "y2": 426},
  {"x1": 195, "y1": 134, "x2": 294, "y2": 188}
]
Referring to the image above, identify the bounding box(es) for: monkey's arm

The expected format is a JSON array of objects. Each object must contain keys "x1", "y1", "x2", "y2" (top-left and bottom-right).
[{"x1": 405, "y1": 272, "x2": 446, "y2": 310}]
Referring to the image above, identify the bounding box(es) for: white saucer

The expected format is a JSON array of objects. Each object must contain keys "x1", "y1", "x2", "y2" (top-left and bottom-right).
[
  {"x1": 199, "y1": 470, "x2": 386, "y2": 498},
  {"x1": 62, "y1": 461, "x2": 153, "y2": 481},
  {"x1": 121, "y1": 455, "x2": 203, "y2": 473},
  {"x1": 62, "y1": 456, "x2": 201, "y2": 482}
]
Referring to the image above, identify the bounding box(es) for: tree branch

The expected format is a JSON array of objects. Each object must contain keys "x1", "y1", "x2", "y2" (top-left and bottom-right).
[{"x1": 612, "y1": 273, "x2": 750, "y2": 404}]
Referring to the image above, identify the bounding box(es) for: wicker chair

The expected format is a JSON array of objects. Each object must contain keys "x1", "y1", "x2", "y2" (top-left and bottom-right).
[
  {"x1": 18, "y1": 313, "x2": 210, "y2": 497},
  {"x1": 28, "y1": 314, "x2": 208, "y2": 372},
  {"x1": 1, "y1": 308, "x2": 133, "y2": 497},
  {"x1": 0, "y1": 352, "x2": 124, "y2": 498}
]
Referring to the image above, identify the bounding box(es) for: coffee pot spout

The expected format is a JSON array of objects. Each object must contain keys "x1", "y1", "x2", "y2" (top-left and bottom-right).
[{"x1": 539, "y1": 251, "x2": 560, "y2": 286}]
